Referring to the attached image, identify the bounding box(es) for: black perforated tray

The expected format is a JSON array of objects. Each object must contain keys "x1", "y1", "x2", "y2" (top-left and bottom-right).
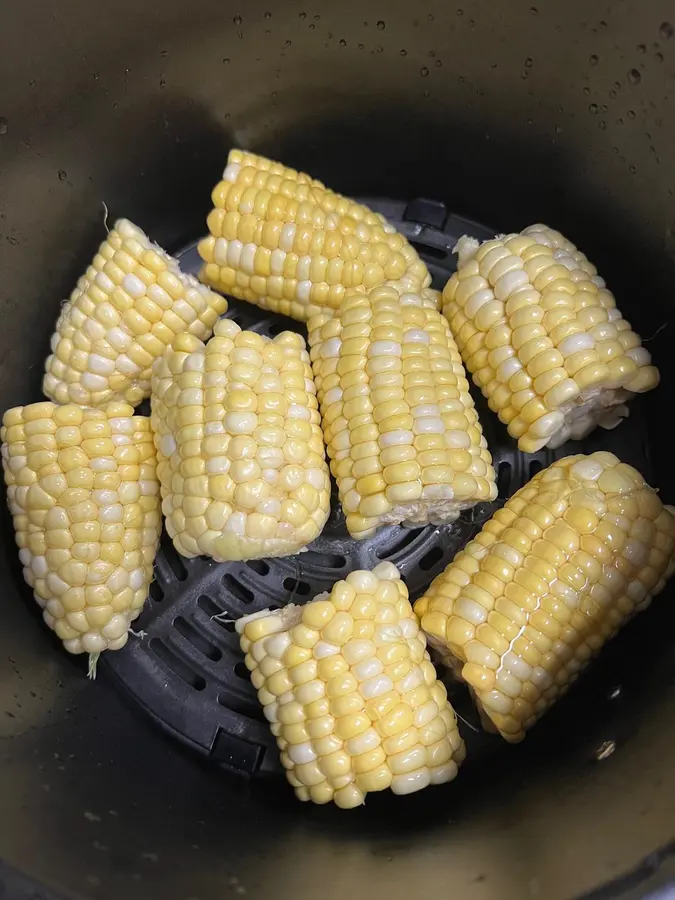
[{"x1": 103, "y1": 198, "x2": 652, "y2": 777}]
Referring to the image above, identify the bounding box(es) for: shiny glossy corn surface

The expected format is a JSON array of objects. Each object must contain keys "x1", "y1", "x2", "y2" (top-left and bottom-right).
[
  {"x1": 151, "y1": 318, "x2": 331, "y2": 561},
  {"x1": 442, "y1": 225, "x2": 659, "y2": 452},
  {"x1": 415, "y1": 452, "x2": 675, "y2": 741},
  {"x1": 44, "y1": 219, "x2": 228, "y2": 408},
  {"x1": 1, "y1": 402, "x2": 161, "y2": 654},
  {"x1": 198, "y1": 149, "x2": 432, "y2": 322},
  {"x1": 237, "y1": 562, "x2": 465, "y2": 807},
  {"x1": 308, "y1": 284, "x2": 497, "y2": 539}
]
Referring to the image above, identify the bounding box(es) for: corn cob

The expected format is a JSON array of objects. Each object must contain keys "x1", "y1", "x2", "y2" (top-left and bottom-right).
[
  {"x1": 237, "y1": 562, "x2": 465, "y2": 807},
  {"x1": 442, "y1": 224, "x2": 659, "y2": 452},
  {"x1": 151, "y1": 318, "x2": 331, "y2": 561},
  {"x1": 43, "y1": 219, "x2": 228, "y2": 408},
  {"x1": 1, "y1": 401, "x2": 161, "y2": 656},
  {"x1": 198, "y1": 149, "x2": 432, "y2": 322},
  {"x1": 414, "y1": 452, "x2": 675, "y2": 742},
  {"x1": 307, "y1": 284, "x2": 497, "y2": 540}
]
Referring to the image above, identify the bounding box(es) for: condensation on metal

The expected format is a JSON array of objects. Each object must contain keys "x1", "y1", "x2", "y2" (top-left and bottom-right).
[{"x1": 103, "y1": 198, "x2": 653, "y2": 778}]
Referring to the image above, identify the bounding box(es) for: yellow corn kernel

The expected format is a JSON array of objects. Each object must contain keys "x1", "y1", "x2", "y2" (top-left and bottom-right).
[
  {"x1": 236, "y1": 561, "x2": 464, "y2": 806},
  {"x1": 1, "y1": 402, "x2": 161, "y2": 661},
  {"x1": 443, "y1": 225, "x2": 659, "y2": 451},
  {"x1": 415, "y1": 452, "x2": 675, "y2": 742},
  {"x1": 197, "y1": 150, "x2": 433, "y2": 322},
  {"x1": 43, "y1": 220, "x2": 228, "y2": 408},
  {"x1": 151, "y1": 318, "x2": 330, "y2": 561},
  {"x1": 307, "y1": 285, "x2": 497, "y2": 539}
]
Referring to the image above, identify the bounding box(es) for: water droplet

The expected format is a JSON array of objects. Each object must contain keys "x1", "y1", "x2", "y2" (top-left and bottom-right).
[
  {"x1": 233, "y1": 14, "x2": 242, "y2": 26},
  {"x1": 314, "y1": 13, "x2": 320, "y2": 19},
  {"x1": 264, "y1": 11, "x2": 271, "y2": 18},
  {"x1": 525, "y1": 56, "x2": 534, "y2": 67},
  {"x1": 609, "y1": 90, "x2": 617, "y2": 99},
  {"x1": 428, "y1": 50, "x2": 436, "y2": 57},
  {"x1": 595, "y1": 740, "x2": 616, "y2": 761},
  {"x1": 601, "y1": 104, "x2": 607, "y2": 111},
  {"x1": 599, "y1": 20, "x2": 608, "y2": 30},
  {"x1": 435, "y1": 59, "x2": 442, "y2": 67},
  {"x1": 589, "y1": 103, "x2": 599, "y2": 113},
  {"x1": 616, "y1": 117, "x2": 624, "y2": 125},
  {"x1": 285, "y1": 39, "x2": 292, "y2": 47},
  {"x1": 0, "y1": 117, "x2": 7, "y2": 136},
  {"x1": 659, "y1": 21, "x2": 673, "y2": 39},
  {"x1": 428, "y1": 13, "x2": 435, "y2": 20},
  {"x1": 599, "y1": 120, "x2": 607, "y2": 129},
  {"x1": 377, "y1": 20, "x2": 385, "y2": 30},
  {"x1": 529, "y1": 6, "x2": 538, "y2": 13},
  {"x1": 309, "y1": 23, "x2": 315, "y2": 29},
  {"x1": 583, "y1": 86, "x2": 591, "y2": 95},
  {"x1": 656, "y1": 51, "x2": 664, "y2": 62},
  {"x1": 222, "y1": 57, "x2": 231, "y2": 64},
  {"x1": 457, "y1": 8, "x2": 464, "y2": 15},
  {"x1": 612, "y1": 145, "x2": 619, "y2": 152},
  {"x1": 521, "y1": 71, "x2": 528, "y2": 79},
  {"x1": 58, "y1": 169, "x2": 68, "y2": 181},
  {"x1": 420, "y1": 66, "x2": 429, "y2": 76},
  {"x1": 400, "y1": 49, "x2": 407, "y2": 56},
  {"x1": 160, "y1": 49, "x2": 169, "y2": 58},
  {"x1": 628, "y1": 68, "x2": 641, "y2": 84},
  {"x1": 358, "y1": 42, "x2": 364, "y2": 50},
  {"x1": 423, "y1": 90, "x2": 431, "y2": 98},
  {"x1": 589, "y1": 54, "x2": 599, "y2": 65},
  {"x1": 555, "y1": 125, "x2": 562, "y2": 134},
  {"x1": 628, "y1": 109, "x2": 636, "y2": 119},
  {"x1": 527, "y1": 118, "x2": 534, "y2": 126},
  {"x1": 339, "y1": 39, "x2": 346, "y2": 47},
  {"x1": 629, "y1": 164, "x2": 636, "y2": 174},
  {"x1": 299, "y1": 12, "x2": 306, "y2": 19},
  {"x1": 638, "y1": 43, "x2": 646, "y2": 53}
]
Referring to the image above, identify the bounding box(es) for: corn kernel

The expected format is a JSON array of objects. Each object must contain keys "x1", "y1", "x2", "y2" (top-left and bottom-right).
[
  {"x1": 415, "y1": 452, "x2": 675, "y2": 742},
  {"x1": 236, "y1": 561, "x2": 464, "y2": 806}
]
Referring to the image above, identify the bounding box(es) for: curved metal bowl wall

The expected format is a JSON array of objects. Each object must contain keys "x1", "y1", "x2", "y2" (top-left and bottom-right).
[{"x1": 1, "y1": 2, "x2": 675, "y2": 899}]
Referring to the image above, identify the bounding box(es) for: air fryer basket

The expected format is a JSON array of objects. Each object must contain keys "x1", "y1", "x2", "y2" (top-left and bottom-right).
[{"x1": 2, "y1": 1, "x2": 675, "y2": 899}]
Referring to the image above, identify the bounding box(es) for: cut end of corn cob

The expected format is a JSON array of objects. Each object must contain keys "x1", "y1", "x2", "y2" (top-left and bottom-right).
[
  {"x1": 415, "y1": 452, "x2": 675, "y2": 742},
  {"x1": 1, "y1": 401, "x2": 161, "y2": 654},
  {"x1": 151, "y1": 318, "x2": 331, "y2": 561},
  {"x1": 43, "y1": 219, "x2": 228, "y2": 408},
  {"x1": 237, "y1": 562, "x2": 465, "y2": 807},
  {"x1": 307, "y1": 284, "x2": 497, "y2": 540},
  {"x1": 197, "y1": 149, "x2": 431, "y2": 322},
  {"x1": 443, "y1": 224, "x2": 659, "y2": 453}
]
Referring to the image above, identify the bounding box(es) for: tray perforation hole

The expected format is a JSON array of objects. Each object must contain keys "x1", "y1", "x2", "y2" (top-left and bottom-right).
[
  {"x1": 222, "y1": 573, "x2": 254, "y2": 604},
  {"x1": 302, "y1": 551, "x2": 347, "y2": 569},
  {"x1": 174, "y1": 615, "x2": 222, "y2": 662},
  {"x1": 234, "y1": 661, "x2": 249, "y2": 681},
  {"x1": 283, "y1": 577, "x2": 311, "y2": 596},
  {"x1": 247, "y1": 559, "x2": 270, "y2": 576},
  {"x1": 376, "y1": 528, "x2": 423, "y2": 558},
  {"x1": 162, "y1": 540, "x2": 188, "y2": 582},
  {"x1": 149, "y1": 580, "x2": 164, "y2": 602},
  {"x1": 197, "y1": 595, "x2": 236, "y2": 632},
  {"x1": 497, "y1": 460, "x2": 512, "y2": 497},
  {"x1": 217, "y1": 690, "x2": 264, "y2": 721},
  {"x1": 418, "y1": 544, "x2": 445, "y2": 571},
  {"x1": 149, "y1": 638, "x2": 206, "y2": 690},
  {"x1": 528, "y1": 459, "x2": 544, "y2": 479}
]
